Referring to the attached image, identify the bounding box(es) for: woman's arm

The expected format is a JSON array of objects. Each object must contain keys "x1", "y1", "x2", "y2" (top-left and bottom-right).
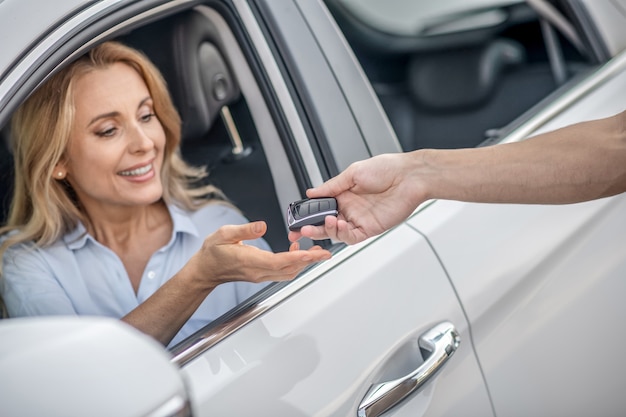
[{"x1": 122, "y1": 221, "x2": 331, "y2": 345}]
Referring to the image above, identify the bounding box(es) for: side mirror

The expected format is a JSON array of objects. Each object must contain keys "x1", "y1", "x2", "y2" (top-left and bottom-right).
[{"x1": 0, "y1": 317, "x2": 191, "y2": 417}]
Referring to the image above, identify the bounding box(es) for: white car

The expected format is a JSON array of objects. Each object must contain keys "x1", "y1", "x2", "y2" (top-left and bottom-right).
[{"x1": 1, "y1": 0, "x2": 626, "y2": 416}]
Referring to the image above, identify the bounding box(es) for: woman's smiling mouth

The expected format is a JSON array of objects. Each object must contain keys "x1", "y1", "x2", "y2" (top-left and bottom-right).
[{"x1": 118, "y1": 163, "x2": 153, "y2": 177}]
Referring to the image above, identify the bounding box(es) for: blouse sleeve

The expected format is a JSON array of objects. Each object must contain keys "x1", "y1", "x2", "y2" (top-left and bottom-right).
[{"x1": 1, "y1": 245, "x2": 77, "y2": 318}]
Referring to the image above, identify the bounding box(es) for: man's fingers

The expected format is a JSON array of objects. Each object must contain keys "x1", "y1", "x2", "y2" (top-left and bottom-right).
[
  {"x1": 298, "y1": 225, "x2": 330, "y2": 240},
  {"x1": 287, "y1": 230, "x2": 302, "y2": 242},
  {"x1": 298, "y1": 217, "x2": 367, "y2": 245},
  {"x1": 306, "y1": 168, "x2": 355, "y2": 199},
  {"x1": 297, "y1": 215, "x2": 339, "y2": 241},
  {"x1": 334, "y1": 219, "x2": 366, "y2": 245}
]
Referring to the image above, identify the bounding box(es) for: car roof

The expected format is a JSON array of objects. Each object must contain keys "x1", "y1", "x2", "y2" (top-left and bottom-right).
[{"x1": 0, "y1": 0, "x2": 97, "y2": 78}]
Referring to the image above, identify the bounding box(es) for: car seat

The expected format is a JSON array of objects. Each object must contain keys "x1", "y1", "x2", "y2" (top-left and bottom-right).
[{"x1": 390, "y1": 38, "x2": 558, "y2": 150}]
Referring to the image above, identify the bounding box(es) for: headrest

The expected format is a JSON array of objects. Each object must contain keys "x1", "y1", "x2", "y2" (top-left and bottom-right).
[
  {"x1": 407, "y1": 39, "x2": 525, "y2": 112},
  {"x1": 122, "y1": 10, "x2": 240, "y2": 141}
]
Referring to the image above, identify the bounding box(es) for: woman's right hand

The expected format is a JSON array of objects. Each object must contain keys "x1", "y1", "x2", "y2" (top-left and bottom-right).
[{"x1": 187, "y1": 221, "x2": 332, "y2": 289}]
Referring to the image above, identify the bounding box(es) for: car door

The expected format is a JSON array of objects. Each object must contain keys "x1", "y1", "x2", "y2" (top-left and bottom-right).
[
  {"x1": 409, "y1": 49, "x2": 626, "y2": 416},
  {"x1": 170, "y1": 1, "x2": 493, "y2": 416},
  {"x1": 177, "y1": 226, "x2": 493, "y2": 417}
]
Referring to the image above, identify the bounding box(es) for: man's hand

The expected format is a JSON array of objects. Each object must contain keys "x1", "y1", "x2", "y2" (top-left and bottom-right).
[{"x1": 289, "y1": 153, "x2": 425, "y2": 245}]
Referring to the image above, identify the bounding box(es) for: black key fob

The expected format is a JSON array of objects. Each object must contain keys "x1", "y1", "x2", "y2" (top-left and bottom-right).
[{"x1": 287, "y1": 197, "x2": 338, "y2": 231}]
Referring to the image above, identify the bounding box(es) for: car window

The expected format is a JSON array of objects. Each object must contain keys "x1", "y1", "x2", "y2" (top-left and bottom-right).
[
  {"x1": 0, "y1": 3, "x2": 323, "y2": 344},
  {"x1": 325, "y1": 0, "x2": 596, "y2": 151}
]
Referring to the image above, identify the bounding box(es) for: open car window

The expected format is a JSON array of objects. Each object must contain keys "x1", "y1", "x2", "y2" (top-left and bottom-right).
[
  {"x1": 325, "y1": 0, "x2": 598, "y2": 151},
  {"x1": 0, "y1": 2, "x2": 329, "y2": 348}
]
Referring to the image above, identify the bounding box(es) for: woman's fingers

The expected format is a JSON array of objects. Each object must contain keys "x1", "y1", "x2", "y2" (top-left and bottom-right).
[
  {"x1": 212, "y1": 221, "x2": 267, "y2": 245},
  {"x1": 217, "y1": 242, "x2": 330, "y2": 282},
  {"x1": 196, "y1": 222, "x2": 332, "y2": 286},
  {"x1": 255, "y1": 251, "x2": 331, "y2": 281},
  {"x1": 237, "y1": 244, "x2": 331, "y2": 282}
]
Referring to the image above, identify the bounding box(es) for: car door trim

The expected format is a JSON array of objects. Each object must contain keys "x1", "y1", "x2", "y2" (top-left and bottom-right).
[
  {"x1": 232, "y1": 0, "x2": 324, "y2": 186},
  {"x1": 0, "y1": 0, "x2": 125, "y2": 112}
]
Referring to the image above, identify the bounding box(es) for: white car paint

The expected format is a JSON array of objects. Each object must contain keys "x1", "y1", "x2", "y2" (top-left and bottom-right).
[
  {"x1": 578, "y1": 0, "x2": 626, "y2": 56},
  {"x1": 408, "y1": 49, "x2": 626, "y2": 416},
  {"x1": 181, "y1": 225, "x2": 493, "y2": 416},
  {"x1": 0, "y1": 317, "x2": 189, "y2": 417}
]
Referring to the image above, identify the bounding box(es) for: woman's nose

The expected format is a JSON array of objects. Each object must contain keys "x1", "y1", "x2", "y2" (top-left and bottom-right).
[{"x1": 128, "y1": 123, "x2": 155, "y2": 153}]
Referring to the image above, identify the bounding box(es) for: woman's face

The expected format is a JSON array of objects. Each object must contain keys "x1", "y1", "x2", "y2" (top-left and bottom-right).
[{"x1": 60, "y1": 62, "x2": 167, "y2": 213}]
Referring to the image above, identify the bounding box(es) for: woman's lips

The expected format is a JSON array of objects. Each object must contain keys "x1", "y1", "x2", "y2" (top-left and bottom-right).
[{"x1": 118, "y1": 163, "x2": 153, "y2": 177}]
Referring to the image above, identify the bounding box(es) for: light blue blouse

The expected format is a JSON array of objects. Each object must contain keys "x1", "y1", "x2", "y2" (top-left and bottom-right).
[{"x1": 1, "y1": 203, "x2": 271, "y2": 347}]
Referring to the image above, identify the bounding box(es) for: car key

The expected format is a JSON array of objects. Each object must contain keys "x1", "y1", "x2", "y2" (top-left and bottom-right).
[{"x1": 287, "y1": 197, "x2": 338, "y2": 231}]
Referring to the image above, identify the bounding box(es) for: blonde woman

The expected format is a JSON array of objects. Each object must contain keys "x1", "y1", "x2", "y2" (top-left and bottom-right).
[{"x1": 0, "y1": 41, "x2": 330, "y2": 347}]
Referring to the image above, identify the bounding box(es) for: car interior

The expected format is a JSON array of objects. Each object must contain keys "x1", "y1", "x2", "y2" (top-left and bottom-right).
[{"x1": 324, "y1": 0, "x2": 598, "y2": 151}]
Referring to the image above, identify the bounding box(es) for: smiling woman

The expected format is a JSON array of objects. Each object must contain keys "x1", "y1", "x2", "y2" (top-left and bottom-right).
[{"x1": 0, "y1": 41, "x2": 330, "y2": 347}]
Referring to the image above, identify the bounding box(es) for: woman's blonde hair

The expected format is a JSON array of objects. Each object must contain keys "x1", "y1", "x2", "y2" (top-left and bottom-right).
[{"x1": 0, "y1": 41, "x2": 224, "y2": 261}]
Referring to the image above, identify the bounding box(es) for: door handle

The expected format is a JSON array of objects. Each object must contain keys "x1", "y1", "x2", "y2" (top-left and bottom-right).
[{"x1": 357, "y1": 321, "x2": 461, "y2": 417}]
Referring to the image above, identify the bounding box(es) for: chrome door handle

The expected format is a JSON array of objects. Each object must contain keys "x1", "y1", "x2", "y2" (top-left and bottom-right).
[{"x1": 357, "y1": 321, "x2": 461, "y2": 417}]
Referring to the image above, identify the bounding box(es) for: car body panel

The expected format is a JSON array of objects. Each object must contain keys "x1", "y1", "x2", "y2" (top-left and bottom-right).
[
  {"x1": 577, "y1": 0, "x2": 626, "y2": 57},
  {"x1": 253, "y1": 0, "x2": 373, "y2": 175},
  {"x1": 0, "y1": 317, "x2": 189, "y2": 417},
  {"x1": 0, "y1": 0, "x2": 96, "y2": 76},
  {"x1": 293, "y1": 0, "x2": 403, "y2": 158},
  {"x1": 408, "y1": 51, "x2": 626, "y2": 415},
  {"x1": 180, "y1": 225, "x2": 493, "y2": 416}
]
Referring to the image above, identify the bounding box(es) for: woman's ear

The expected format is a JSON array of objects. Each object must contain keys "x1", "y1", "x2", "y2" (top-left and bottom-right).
[{"x1": 53, "y1": 163, "x2": 67, "y2": 180}]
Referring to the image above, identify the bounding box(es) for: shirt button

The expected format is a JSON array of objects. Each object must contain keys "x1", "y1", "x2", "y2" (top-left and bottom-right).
[{"x1": 147, "y1": 271, "x2": 156, "y2": 279}]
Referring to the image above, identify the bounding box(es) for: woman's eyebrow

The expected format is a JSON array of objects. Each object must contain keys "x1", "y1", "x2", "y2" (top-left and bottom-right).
[
  {"x1": 87, "y1": 96, "x2": 152, "y2": 127},
  {"x1": 88, "y1": 111, "x2": 119, "y2": 127},
  {"x1": 138, "y1": 96, "x2": 153, "y2": 109}
]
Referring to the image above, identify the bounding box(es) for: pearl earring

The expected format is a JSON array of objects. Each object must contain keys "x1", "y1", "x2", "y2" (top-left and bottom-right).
[{"x1": 57, "y1": 172, "x2": 63, "y2": 177}]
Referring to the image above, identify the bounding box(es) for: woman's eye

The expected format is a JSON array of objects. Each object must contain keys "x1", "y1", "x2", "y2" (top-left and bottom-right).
[
  {"x1": 140, "y1": 113, "x2": 156, "y2": 123},
  {"x1": 96, "y1": 127, "x2": 117, "y2": 137}
]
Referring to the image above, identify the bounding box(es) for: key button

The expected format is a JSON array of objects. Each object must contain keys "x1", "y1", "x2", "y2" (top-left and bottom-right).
[{"x1": 298, "y1": 203, "x2": 309, "y2": 216}]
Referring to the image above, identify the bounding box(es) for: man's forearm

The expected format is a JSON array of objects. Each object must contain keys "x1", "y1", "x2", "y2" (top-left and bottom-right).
[{"x1": 418, "y1": 110, "x2": 626, "y2": 204}]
